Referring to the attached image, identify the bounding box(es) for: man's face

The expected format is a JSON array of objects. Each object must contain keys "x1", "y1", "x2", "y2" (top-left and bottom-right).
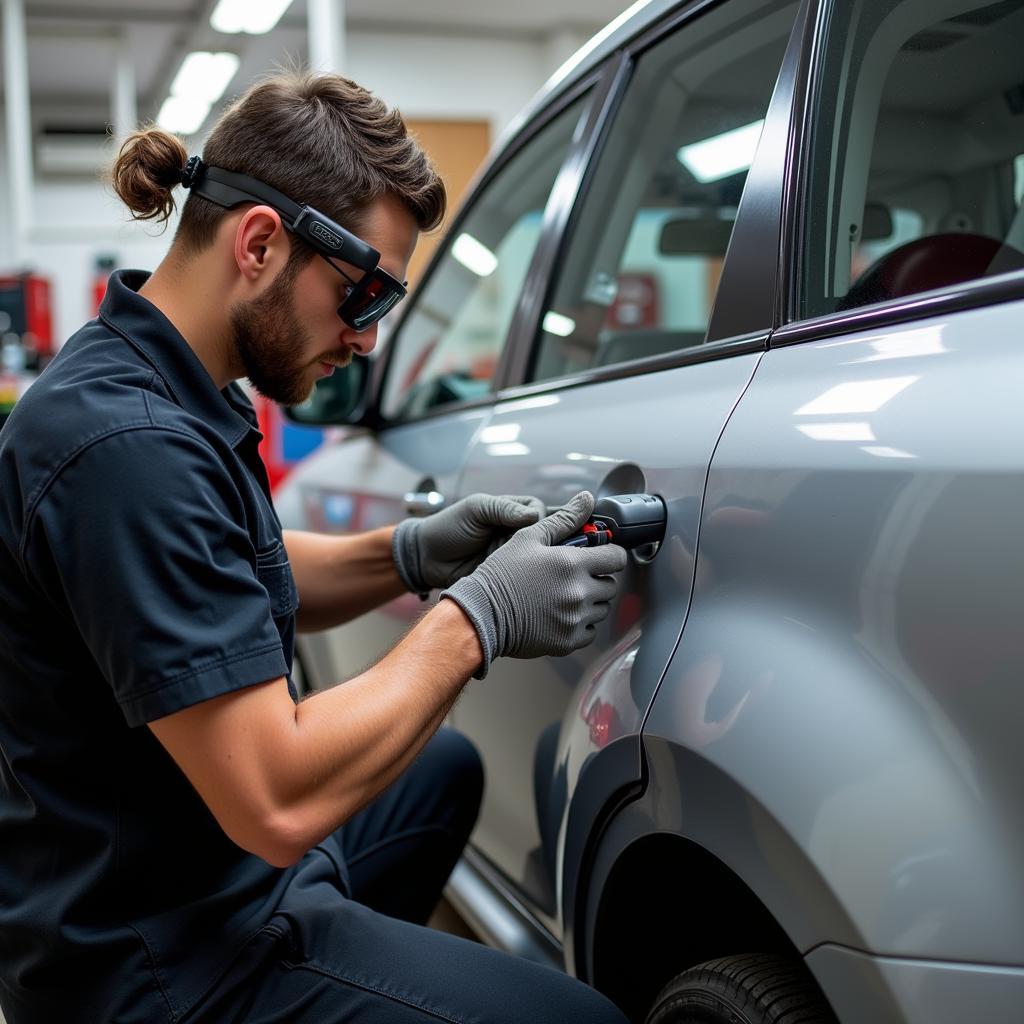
[{"x1": 230, "y1": 193, "x2": 418, "y2": 406}]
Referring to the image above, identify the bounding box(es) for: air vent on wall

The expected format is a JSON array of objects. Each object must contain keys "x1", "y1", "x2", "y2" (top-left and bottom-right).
[{"x1": 35, "y1": 126, "x2": 112, "y2": 175}]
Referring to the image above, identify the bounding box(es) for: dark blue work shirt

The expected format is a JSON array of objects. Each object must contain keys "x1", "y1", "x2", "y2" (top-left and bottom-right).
[{"x1": 0, "y1": 271, "x2": 305, "y2": 1022}]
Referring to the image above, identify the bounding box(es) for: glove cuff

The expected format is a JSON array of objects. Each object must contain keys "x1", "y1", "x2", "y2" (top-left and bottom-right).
[
  {"x1": 441, "y1": 575, "x2": 497, "y2": 679},
  {"x1": 392, "y1": 519, "x2": 429, "y2": 598}
]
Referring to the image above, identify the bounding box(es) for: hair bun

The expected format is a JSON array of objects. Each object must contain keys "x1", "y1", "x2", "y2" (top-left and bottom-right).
[{"x1": 109, "y1": 126, "x2": 190, "y2": 225}]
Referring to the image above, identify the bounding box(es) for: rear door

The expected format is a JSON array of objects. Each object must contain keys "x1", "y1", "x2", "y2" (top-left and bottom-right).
[
  {"x1": 643, "y1": 0, "x2": 1024, "y2": 978},
  {"x1": 450, "y1": 0, "x2": 804, "y2": 935}
]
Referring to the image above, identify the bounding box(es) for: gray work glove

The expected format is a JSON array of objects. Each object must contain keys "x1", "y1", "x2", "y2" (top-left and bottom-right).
[
  {"x1": 441, "y1": 491, "x2": 628, "y2": 678},
  {"x1": 392, "y1": 493, "x2": 547, "y2": 595}
]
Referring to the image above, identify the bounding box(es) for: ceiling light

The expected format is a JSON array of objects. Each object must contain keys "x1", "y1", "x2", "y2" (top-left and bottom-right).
[
  {"x1": 677, "y1": 119, "x2": 765, "y2": 184},
  {"x1": 157, "y1": 96, "x2": 212, "y2": 137},
  {"x1": 158, "y1": 52, "x2": 240, "y2": 137},
  {"x1": 169, "y1": 52, "x2": 240, "y2": 104},
  {"x1": 542, "y1": 311, "x2": 576, "y2": 337},
  {"x1": 211, "y1": 0, "x2": 294, "y2": 34},
  {"x1": 452, "y1": 233, "x2": 498, "y2": 277}
]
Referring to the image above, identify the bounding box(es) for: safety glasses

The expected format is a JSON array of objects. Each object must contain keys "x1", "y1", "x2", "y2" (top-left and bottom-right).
[
  {"x1": 185, "y1": 159, "x2": 407, "y2": 332},
  {"x1": 318, "y1": 256, "x2": 407, "y2": 333}
]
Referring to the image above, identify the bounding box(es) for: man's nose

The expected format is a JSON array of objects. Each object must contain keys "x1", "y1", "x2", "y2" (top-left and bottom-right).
[{"x1": 345, "y1": 323, "x2": 378, "y2": 357}]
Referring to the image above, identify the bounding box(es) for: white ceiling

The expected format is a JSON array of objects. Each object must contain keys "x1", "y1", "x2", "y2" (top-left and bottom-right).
[{"x1": 20, "y1": 0, "x2": 631, "y2": 128}]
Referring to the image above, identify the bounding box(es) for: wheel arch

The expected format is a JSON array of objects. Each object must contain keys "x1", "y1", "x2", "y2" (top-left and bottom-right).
[
  {"x1": 573, "y1": 729, "x2": 863, "y2": 1020},
  {"x1": 588, "y1": 830, "x2": 803, "y2": 1021}
]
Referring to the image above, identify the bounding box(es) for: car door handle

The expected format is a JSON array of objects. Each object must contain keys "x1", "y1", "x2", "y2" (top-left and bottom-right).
[{"x1": 404, "y1": 490, "x2": 446, "y2": 516}]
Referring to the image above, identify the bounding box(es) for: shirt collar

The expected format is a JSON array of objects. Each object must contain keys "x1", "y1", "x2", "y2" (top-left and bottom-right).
[{"x1": 98, "y1": 269, "x2": 260, "y2": 449}]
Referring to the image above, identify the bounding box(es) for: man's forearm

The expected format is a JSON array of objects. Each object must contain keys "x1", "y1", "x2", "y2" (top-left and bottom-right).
[
  {"x1": 284, "y1": 598, "x2": 481, "y2": 844},
  {"x1": 283, "y1": 527, "x2": 407, "y2": 632},
  {"x1": 148, "y1": 598, "x2": 482, "y2": 869}
]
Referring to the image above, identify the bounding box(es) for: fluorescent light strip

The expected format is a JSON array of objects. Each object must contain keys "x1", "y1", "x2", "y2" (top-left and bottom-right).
[
  {"x1": 158, "y1": 51, "x2": 239, "y2": 137},
  {"x1": 677, "y1": 119, "x2": 765, "y2": 184},
  {"x1": 452, "y1": 233, "x2": 498, "y2": 277},
  {"x1": 542, "y1": 311, "x2": 576, "y2": 337},
  {"x1": 157, "y1": 95, "x2": 212, "y2": 136},
  {"x1": 211, "y1": 0, "x2": 294, "y2": 34},
  {"x1": 169, "y1": 52, "x2": 240, "y2": 104}
]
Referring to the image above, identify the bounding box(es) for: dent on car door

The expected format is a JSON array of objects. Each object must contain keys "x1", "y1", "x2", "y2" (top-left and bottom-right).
[
  {"x1": 643, "y1": 0, "x2": 1024, "y2": 1000},
  {"x1": 452, "y1": 0, "x2": 802, "y2": 938},
  {"x1": 277, "y1": 92, "x2": 596, "y2": 690}
]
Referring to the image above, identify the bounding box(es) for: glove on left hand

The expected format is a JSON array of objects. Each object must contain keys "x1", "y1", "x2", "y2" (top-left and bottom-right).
[{"x1": 392, "y1": 493, "x2": 546, "y2": 594}]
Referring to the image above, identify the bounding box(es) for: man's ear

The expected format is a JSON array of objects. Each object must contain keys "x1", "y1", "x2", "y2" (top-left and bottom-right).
[{"x1": 233, "y1": 205, "x2": 288, "y2": 283}]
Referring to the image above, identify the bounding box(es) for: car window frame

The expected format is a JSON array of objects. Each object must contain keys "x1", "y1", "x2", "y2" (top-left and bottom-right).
[
  {"x1": 362, "y1": 64, "x2": 618, "y2": 429},
  {"x1": 775, "y1": 0, "x2": 1024, "y2": 351},
  {"x1": 493, "y1": 0, "x2": 817, "y2": 403}
]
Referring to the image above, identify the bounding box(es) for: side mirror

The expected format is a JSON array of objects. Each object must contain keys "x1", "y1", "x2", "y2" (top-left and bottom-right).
[{"x1": 284, "y1": 356, "x2": 371, "y2": 427}]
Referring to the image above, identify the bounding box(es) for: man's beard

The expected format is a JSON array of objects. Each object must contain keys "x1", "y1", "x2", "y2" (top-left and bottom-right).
[{"x1": 230, "y1": 260, "x2": 346, "y2": 407}]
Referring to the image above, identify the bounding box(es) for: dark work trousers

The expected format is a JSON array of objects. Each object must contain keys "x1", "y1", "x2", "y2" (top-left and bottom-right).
[{"x1": 189, "y1": 728, "x2": 629, "y2": 1024}]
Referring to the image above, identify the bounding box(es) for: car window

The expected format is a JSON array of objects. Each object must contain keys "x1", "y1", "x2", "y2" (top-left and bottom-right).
[
  {"x1": 381, "y1": 96, "x2": 589, "y2": 420},
  {"x1": 800, "y1": 0, "x2": 1024, "y2": 319},
  {"x1": 527, "y1": 0, "x2": 799, "y2": 384}
]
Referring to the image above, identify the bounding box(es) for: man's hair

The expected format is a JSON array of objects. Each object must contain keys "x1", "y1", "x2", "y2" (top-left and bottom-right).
[{"x1": 109, "y1": 69, "x2": 446, "y2": 262}]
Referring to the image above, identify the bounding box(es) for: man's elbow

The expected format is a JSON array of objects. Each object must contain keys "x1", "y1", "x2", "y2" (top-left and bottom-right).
[
  {"x1": 229, "y1": 803, "x2": 351, "y2": 869},
  {"x1": 232, "y1": 809, "x2": 308, "y2": 868}
]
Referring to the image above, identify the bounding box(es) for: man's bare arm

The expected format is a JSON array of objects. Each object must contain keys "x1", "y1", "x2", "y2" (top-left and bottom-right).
[
  {"x1": 283, "y1": 527, "x2": 406, "y2": 633},
  {"x1": 148, "y1": 598, "x2": 481, "y2": 867}
]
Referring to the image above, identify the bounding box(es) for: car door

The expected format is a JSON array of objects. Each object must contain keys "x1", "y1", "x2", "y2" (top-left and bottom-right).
[
  {"x1": 277, "y1": 83, "x2": 602, "y2": 689},
  {"x1": 640, "y1": 0, "x2": 1024, "y2": 1011},
  {"x1": 449, "y1": 0, "x2": 804, "y2": 940}
]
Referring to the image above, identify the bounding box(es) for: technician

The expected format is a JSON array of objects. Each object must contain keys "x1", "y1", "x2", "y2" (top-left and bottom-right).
[{"x1": 0, "y1": 71, "x2": 628, "y2": 1023}]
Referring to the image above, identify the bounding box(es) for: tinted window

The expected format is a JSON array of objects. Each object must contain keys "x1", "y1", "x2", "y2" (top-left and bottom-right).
[
  {"x1": 801, "y1": 0, "x2": 1024, "y2": 319},
  {"x1": 381, "y1": 96, "x2": 589, "y2": 420},
  {"x1": 528, "y1": 0, "x2": 799, "y2": 384}
]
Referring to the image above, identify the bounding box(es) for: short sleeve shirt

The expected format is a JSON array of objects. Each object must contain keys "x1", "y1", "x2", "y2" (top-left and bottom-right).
[{"x1": 0, "y1": 271, "x2": 303, "y2": 1022}]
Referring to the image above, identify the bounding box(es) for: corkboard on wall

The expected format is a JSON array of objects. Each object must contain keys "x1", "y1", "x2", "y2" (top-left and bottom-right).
[{"x1": 405, "y1": 119, "x2": 492, "y2": 288}]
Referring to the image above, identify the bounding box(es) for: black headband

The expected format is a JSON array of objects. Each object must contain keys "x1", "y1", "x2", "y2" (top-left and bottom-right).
[{"x1": 178, "y1": 156, "x2": 380, "y2": 272}]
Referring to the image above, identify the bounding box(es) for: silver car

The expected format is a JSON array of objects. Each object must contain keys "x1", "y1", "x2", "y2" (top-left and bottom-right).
[{"x1": 276, "y1": 0, "x2": 1024, "y2": 1019}]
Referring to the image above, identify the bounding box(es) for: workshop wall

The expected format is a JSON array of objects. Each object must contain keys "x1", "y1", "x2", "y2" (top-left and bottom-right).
[{"x1": 0, "y1": 26, "x2": 588, "y2": 345}]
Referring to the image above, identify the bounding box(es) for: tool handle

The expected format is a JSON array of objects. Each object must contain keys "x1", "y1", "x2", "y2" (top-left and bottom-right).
[{"x1": 560, "y1": 494, "x2": 666, "y2": 550}]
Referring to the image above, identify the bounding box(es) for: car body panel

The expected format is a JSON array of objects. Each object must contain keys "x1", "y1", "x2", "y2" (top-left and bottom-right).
[
  {"x1": 805, "y1": 945, "x2": 1024, "y2": 1024},
  {"x1": 640, "y1": 300, "x2": 1024, "y2": 965},
  {"x1": 450, "y1": 351, "x2": 763, "y2": 934},
  {"x1": 275, "y1": 0, "x2": 1024, "y2": 1018},
  {"x1": 277, "y1": 410, "x2": 491, "y2": 680}
]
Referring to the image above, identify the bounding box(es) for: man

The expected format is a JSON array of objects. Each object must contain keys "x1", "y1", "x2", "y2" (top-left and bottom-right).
[{"x1": 0, "y1": 72, "x2": 628, "y2": 1022}]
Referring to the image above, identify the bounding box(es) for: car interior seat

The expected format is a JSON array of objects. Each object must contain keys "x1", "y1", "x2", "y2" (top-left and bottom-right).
[{"x1": 838, "y1": 232, "x2": 1024, "y2": 311}]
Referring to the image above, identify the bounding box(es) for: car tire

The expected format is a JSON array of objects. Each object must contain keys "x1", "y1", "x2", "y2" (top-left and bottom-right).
[{"x1": 645, "y1": 953, "x2": 837, "y2": 1024}]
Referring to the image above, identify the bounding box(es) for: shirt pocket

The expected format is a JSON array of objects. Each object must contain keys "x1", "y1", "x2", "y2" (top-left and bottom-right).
[{"x1": 255, "y1": 540, "x2": 299, "y2": 621}]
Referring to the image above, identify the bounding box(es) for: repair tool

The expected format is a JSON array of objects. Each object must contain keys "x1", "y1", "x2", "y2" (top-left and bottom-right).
[{"x1": 561, "y1": 493, "x2": 667, "y2": 550}]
